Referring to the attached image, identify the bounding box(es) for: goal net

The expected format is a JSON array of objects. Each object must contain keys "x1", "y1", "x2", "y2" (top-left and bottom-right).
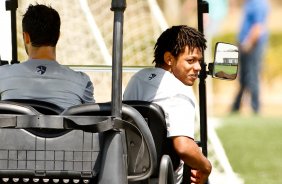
[
  {"x1": 17, "y1": 0, "x2": 163, "y2": 67},
  {"x1": 12, "y1": 0, "x2": 242, "y2": 183}
]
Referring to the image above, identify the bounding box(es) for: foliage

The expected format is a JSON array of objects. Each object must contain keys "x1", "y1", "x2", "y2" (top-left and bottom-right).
[
  {"x1": 216, "y1": 115, "x2": 282, "y2": 184},
  {"x1": 264, "y1": 33, "x2": 282, "y2": 81}
]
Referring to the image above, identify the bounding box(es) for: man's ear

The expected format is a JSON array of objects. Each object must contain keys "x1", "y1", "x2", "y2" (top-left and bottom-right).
[
  {"x1": 164, "y1": 51, "x2": 174, "y2": 66},
  {"x1": 23, "y1": 32, "x2": 30, "y2": 44}
]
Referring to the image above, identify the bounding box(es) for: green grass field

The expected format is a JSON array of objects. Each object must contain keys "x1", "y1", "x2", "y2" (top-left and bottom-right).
[
  {"x1": 214, "y1": 65, "x2": 237, "y2": 75},
  {"x1": 216, "y1": 115, "x2": 282, "y2": 184}
]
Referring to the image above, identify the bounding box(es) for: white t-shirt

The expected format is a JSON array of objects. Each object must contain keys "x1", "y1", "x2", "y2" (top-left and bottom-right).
[
  {"x1": 124, "y1": 67, "x2": 196, "y2": 138},
  {"x1": 123, "y1": 67, "x2": 197, "y2": 183}
]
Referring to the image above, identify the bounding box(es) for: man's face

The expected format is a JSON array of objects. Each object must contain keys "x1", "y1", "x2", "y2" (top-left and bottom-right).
[{"x1": 171, "y1": 46, "x2": 203, "y2": 86}]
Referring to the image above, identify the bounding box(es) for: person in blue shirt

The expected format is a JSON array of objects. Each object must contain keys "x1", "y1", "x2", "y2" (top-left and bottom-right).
[{"x1": 231, "y1": 0, "x2": 269, "y2": 114}]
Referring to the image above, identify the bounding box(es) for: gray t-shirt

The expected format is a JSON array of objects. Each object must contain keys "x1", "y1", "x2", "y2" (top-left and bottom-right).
[
  {"x1": 0, "y1": 59, "x2": 94, "y2": 109},
  {"x1": 123, "y1": 67, "x2": 195, "y2": 138}
]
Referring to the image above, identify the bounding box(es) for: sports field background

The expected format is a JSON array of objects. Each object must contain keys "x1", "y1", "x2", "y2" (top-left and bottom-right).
[
  {"x1": 216, "y1": 115, "x2": 282, "y2": 184},
  {"x1": 205, "y1": 1, "x2": 282, "y2": 182}
]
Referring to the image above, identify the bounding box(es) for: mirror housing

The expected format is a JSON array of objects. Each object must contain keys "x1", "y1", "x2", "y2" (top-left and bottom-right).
[{"x1": 209, "y1": 42, "x2": 239, "y2": 80}]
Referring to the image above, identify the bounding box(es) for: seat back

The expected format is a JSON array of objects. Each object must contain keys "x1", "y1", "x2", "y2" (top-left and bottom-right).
[
  {"x1": 2, "y1": 99, "x2": 67, "y2": 137},
  {"x1": 123, "y1": 101, "x2": 180, "y2": 174},
  {"x1": 125, "y1": 101, "x2": 196, "y2": 184},
  {"x1": 4, "y1": 99, "x2": 64, "y2": 114},
  {"x1": 62, "y1": 102, "x2": 157, "y2": 182},
  {"x1": 0, "y1": 101, "x2": 108, "y2": 183},
  {"x1": 0, "y1": 101, "x2": 39, "y2": 115}
]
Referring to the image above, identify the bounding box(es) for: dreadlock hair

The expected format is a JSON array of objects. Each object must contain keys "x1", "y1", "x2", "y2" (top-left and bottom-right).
[
  {"x1": 153, "y1": 25, "x2": 207, "y2": 67},
  {"x1": 22, "y1": 4, "x2": 60, "y2": 47}
]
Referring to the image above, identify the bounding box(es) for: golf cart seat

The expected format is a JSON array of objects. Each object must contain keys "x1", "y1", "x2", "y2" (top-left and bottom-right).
[
  {"x1": 4, "y1": 99, "x2": 64, "y2": 114},
  {"x1": 62, "y1": 101, "x2": 177, "y2": 184},
  {"x1": 0, "y1": 101, "x2": 40, "y2": 115},
  {"x1": 0, "y1": 101, "x2": 156, "y2": 183},
  {"x1": 62, "y1": 102, "x2": 158, "y2": 183}
]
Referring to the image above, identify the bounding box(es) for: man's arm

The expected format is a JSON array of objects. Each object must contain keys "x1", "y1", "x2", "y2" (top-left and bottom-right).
[
  {"x1": 82, "y1": 75, "x2": 95, "y2": 103},
  {"x1": 172, "y1": 136, "x2": 212, "y2": 183},
  {"x1": 241, "y1": 23, "x2": 264, "y2": 53}
]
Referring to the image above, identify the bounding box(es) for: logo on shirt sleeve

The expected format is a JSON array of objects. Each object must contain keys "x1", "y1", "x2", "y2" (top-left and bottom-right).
[
  {"x1": 36, "y1": 65, "x2": 47, "y2": 75},
  {"x1": 148, "y1": 73, "x2": 156, "y2": 80}
]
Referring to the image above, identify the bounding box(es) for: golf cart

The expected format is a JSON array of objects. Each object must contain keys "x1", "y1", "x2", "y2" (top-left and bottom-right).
[{"x1": 0, "y1": 0, "x2": 238, "y2": 183}]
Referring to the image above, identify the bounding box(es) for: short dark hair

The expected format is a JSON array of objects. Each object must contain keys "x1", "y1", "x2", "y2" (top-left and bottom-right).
[
  {"x1": 153, "y1": 25, "x2": 207, "y2": 66},
  {"x1": 22, "y1": 4, "x2": 60, "y2": 47}
]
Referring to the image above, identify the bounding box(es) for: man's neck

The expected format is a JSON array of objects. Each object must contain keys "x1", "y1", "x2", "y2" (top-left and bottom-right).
[
  {"x1": 156, "y1": 64, "x2": 171, "y2": 73},
  {"x1": 28, "y1": 46, "x2": 56, "y2": 61}
]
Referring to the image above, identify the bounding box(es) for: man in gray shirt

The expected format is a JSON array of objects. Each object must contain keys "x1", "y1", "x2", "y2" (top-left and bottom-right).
[{"x1": 0, "y1": 4, "x2": 94, "y2": 109}]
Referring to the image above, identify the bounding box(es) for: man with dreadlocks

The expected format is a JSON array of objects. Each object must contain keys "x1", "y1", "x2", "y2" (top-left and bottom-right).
[{"x1": 123, "y1": 25, "x2": 212, "y2": 184}]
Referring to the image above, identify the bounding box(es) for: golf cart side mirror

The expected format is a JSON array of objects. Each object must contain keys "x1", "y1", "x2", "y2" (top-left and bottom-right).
[{"x1": 209, "y1": 42, "x2": 239, "y2": 80}]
